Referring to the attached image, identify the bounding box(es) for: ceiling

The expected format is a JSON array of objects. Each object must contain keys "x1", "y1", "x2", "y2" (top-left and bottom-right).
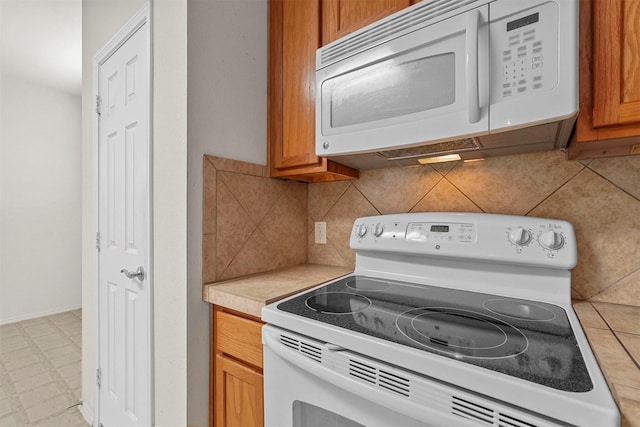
[{"x1": 0, "y1": 0, "x2": 82, "y2": 96}]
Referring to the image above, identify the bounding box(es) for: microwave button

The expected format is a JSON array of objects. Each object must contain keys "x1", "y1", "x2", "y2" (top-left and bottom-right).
[
  {"x1": 533, "y1": 76, "x2": 543, "y2": 82},
  {"x1": 523, "y1": 36, "x2": 535, "y2": 43},
  {"x1": 533, "y1": 41, "x2": 542, "y2": 47},
  {"x1": 517, "y1": 46, "x2": 527, "y2": 52},
  {"x1": 503, "y1": 83, "x2": 511, "y2": 89},
  {"x1": 503, "y1": 90, "x2": 512, "y2": 97},
  {"x1": 533, "y1": 47, "x2": 543, "y2": 54},
  {"x1": 517, "y1": 52, "x2": 527, "y2": 58},
  {"x1": 532, "y1": 62, "x2": 543, "y2": 69},
  {"x1": 533, "y1": 83, "x2": 543, "y2": 90},
  {"x1": 517, "y1": 87, "x2": 527, "y2": 93},
  {"x1": 503, "y1": 55, "x2": 512, "y2": 62},
  {"x1": 518, "y1": 79, "x2": 527, "y2": 86},
  {"x1": 533, "y1": 55, "x2": 543, "y2": 62},
  {"x1": 503, "y1": 49, "x2": 512, "y2": 56}
]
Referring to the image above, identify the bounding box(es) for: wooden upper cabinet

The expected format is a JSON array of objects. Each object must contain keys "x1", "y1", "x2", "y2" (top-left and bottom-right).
[
  {"x1": 322, "y1": 0, "x2": 414, "y2": 45},
  {"x1": 569, "y1": 0, "x2": 640, "y2": 159},
  {"x1": 268, "y1": 0, "x2": 359, "y2": 182}
]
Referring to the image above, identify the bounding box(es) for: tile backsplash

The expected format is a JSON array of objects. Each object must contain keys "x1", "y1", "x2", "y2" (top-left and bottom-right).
[{"x1": 203, "y1": 151, "x2": 640, "y2": 306}]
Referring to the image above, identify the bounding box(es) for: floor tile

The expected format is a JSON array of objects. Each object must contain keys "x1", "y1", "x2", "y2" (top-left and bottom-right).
[
  {"x1": 25, "y1": 395, "x2": 70, "y2": 424},
  {"x1": 23, "y1": 325, "x2": 56, "y2": 340},
  {"x1": 0, "y1": 414, "x2": 21, "y2": 427},
  {"x1": 13, "y1": 372, "x2": 54, "y2": 394},
  {"x1": 7, "y1": 363, "x2": 47, "y2": 383},
  {"x1": 0, "y1": 310, "x2": 87, "y2": 426},
  {"x1": 18, "y1": 383, "x2": 65, "y2": 410}
]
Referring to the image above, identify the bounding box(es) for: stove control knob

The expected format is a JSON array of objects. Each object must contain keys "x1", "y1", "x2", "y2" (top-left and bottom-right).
[
  {"x1": 508, "y1": 227, "x2": 532, "y2": 246},
  {"x1": 539, "y1": 230, "x2": 564, "y2": 250},
  {"x1": 356, "y1": 223, "x2": 368, "y2": 238},
  {"x1": 373, "y1": 223, "x2": 384, "y2": 238}
]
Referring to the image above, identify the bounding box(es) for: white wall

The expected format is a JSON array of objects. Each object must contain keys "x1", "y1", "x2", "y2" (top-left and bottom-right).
[
  {"x1": 82, "y1": 1, "x2": 188, "y2": 425},
  {"x1": 0, "y1": 74, "x2": 82, "y2": 325},
  {"x1": 187, "y1": 1, "x2": 267, "y2": 425},
  {"x1": 153, "y1": 0, "x2": 188, "y2": 425}
]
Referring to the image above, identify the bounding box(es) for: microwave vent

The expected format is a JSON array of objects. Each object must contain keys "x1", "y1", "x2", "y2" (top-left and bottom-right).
[
  {"x1": 320, "y1": 0, "x2": 481, "y2": 67},
  {"x1": 376, "y1": 138, "x2": 481, "y2": 161}
]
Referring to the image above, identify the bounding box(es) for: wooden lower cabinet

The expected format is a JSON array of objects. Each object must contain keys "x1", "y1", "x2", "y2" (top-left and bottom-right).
[
  {"x1": 215, "y1": 354, "x2": 264, "y2": 427},
  {"x1": 211, "y1": 306, "x2": 265, "y2": 427}
]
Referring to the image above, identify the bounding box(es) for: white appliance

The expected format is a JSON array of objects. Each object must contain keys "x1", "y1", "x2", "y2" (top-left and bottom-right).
[
  {"x1": 262, "y1": 213, "x2": 619, "y2": 427},
  {"x1": 315, "y1": 0, "x2": 578, "y2": 169}
]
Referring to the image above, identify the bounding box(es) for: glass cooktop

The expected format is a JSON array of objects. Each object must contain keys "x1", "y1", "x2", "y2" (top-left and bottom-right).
[{"x1": 276, "y1": 275, "x2": 593, "y2": 392}]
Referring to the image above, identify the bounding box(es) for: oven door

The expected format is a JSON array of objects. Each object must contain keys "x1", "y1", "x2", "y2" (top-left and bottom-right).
[{"x1": 263, "y1": 325, "x2": 481, "y2": 427}]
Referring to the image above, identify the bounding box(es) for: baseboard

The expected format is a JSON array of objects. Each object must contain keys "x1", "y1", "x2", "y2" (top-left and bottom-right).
[
  {"x1": 79, "y1": 403, "x2": 95, "y2": 426},
  {"x1": 0, "y1": 305, "x2": 82, "y2": 326}
]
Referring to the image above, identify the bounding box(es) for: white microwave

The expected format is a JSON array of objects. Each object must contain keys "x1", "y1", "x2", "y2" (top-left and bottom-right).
[{"x1": 316, "y1": 0, "x2": 578, "y2": 169}]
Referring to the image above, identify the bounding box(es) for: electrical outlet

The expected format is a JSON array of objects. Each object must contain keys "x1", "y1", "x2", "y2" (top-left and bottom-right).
[{"x1": 314, "y1": 222, "x2": 327, "y2": 244}]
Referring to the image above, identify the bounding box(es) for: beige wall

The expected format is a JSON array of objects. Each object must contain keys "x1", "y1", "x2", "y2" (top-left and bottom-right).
[{"x1": 204, "y1": 151, "x2": 640, "y2": 307}]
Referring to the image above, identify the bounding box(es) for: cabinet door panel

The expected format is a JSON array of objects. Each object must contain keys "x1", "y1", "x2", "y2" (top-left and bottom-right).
[
  {"x1": 322, "y1": 0, "x2": 413, "y2": 45},
  {"x1": 279, "y1": 0, "x2": 321, "y2": 169},
  {"x1": 592, "y1": 0, "x2": 640, "y2": 127},
  {"x1": 215, "y1": 354, "x2": 264, "y2": 427}
]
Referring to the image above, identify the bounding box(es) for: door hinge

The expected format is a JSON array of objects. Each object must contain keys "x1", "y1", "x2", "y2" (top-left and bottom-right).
[
  {"x1": 96, "y1": 368, "x2": 101, "y2": 388},
  {"x1": 96, "y1": 95, "x2": 102, "y2": 115},
  {"x1": 96, "y1": 232, "x2": 101, "y2": 252}
]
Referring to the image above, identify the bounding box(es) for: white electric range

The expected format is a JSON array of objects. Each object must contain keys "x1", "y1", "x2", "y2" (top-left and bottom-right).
[{"x1": 262, "y1": 213, "x2": 619, "y2": 427}]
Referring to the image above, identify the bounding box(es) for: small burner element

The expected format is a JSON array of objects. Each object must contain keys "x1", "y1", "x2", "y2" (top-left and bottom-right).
[
  {"x1": 483, "y1": 299, "x2": 556, "y2": 321},
  {"x1": 345, "y1": 277, "x2": 392, "y2": 292},
  {"x1": 305, "y1": 292, "x2": 372, "y2": 314},
  {"x1": 396, "y1": 307, "x2": 528, "y2": 359}
]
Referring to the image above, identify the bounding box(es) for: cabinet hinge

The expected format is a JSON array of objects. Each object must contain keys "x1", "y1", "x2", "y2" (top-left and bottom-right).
[
  {"x1": 96, "y1": 232, "x2": 101, "y2": 252},
  {"x1": 96, "y1": 95, "x2": 102, "y2": 115},
  {"x1": 96, "y1": 368, "x2": 101, "y2": 388}
]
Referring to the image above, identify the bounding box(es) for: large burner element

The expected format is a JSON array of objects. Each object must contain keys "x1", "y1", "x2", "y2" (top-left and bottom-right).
[
  {"x1": 396, "y1": 307, "x2": 528, "y2": 359},
  {"x1": 305, "y1": 292, "x2": 371, "y2": 314}
]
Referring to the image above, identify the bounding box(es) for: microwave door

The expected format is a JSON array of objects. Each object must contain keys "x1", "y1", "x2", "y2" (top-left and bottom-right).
[{"x1": 317, "y1": 6, "x2": 490, "y2": 157}]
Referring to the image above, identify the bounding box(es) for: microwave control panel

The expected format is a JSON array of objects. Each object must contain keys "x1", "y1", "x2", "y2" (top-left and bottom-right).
[{"x1": 492, "y1": 2, "x2": 559, "y2": 101}]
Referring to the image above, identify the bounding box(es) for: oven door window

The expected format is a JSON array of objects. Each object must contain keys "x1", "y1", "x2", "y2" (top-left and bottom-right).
[{"x1": 293, "y1": 401, "x2": 364, "y2": 427}]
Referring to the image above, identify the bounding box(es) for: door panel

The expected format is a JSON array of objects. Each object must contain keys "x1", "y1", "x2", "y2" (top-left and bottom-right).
[{"x1": 98, "y1": 20, "x2": 150, "y2": 427}]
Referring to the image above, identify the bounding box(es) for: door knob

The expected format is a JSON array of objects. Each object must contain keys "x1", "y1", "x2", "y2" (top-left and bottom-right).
[{"x1": 121, "y1": 266, "x2": 145, "y2": 281}]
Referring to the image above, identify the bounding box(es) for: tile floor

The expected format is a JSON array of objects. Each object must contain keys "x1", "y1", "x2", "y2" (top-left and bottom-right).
[{"x1": 0, "y1": 310, "x2": 88, "y2": 426}]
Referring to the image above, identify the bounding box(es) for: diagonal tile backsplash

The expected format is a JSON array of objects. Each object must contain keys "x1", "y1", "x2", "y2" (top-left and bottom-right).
[{"x1": 203, "y1": 151, "x2": 640, "y2": 307}]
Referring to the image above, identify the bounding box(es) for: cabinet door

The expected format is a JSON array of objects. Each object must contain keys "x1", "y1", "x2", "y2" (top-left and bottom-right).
[
  {"x1": 570, "y1": 0, "x2": 640, "y2": 158},
  {"x1": 214, "y1": 354, "x2": 264, "y2": 427},
  {"x1": 268, "y1": 0, "x2": 359, "y2": 181},
  {"x1": 591, "y1": 0, "x2": 640, "y2": 128},
  {"x1": 322, "y1": 0, "x2": 414, "y2": 45}
]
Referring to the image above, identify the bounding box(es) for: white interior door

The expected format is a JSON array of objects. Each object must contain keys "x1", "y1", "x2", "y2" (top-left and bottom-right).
[{"x1": 97, "y1": 15, "x2": 151, "y2": 427}]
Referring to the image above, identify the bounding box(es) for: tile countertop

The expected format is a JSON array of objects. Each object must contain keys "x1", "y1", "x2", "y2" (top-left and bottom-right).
[
  {"x1": 204, "y1": 266, "x2": 640, "y2": 426},
  {"x1": 204, "y1": 264, "x2": 352, "y2": 318}
]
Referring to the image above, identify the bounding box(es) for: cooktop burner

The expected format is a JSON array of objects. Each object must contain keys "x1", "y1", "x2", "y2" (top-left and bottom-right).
[
  {"x1": 396, "y1": 307, "x2": 528, "y2": 359},
  {"x1": 277, "y1": 275, "x2": 593, "y2": 392}
]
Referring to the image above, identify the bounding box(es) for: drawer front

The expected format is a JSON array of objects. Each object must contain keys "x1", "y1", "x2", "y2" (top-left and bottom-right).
[{"x1": 215, "y1": 310, "x2": 263, "y2": 369}]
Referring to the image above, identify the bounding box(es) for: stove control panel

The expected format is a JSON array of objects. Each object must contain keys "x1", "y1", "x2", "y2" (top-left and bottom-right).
[{"x1": 351, "y1": 213, "x2": 577, "y2": 269}]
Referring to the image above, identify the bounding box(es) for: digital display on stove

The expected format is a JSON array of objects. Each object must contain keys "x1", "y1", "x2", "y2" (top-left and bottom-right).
[
  {"x1": 277, "y1": 275, "x2": 593, "y2": 393},
  {"x1": 430, "y1": 225, "x2": 449, "y2": 233}
]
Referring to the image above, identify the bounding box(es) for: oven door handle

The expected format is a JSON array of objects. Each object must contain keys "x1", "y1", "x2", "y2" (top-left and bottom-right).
[{"x1": 263, "y1": 330, "x2": 478, "y2": 427}]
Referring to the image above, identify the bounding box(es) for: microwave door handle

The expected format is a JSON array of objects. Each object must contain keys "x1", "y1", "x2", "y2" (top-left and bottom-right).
[{"x1": 466, "y1": 9, "x2": 480, "y2": 124}]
